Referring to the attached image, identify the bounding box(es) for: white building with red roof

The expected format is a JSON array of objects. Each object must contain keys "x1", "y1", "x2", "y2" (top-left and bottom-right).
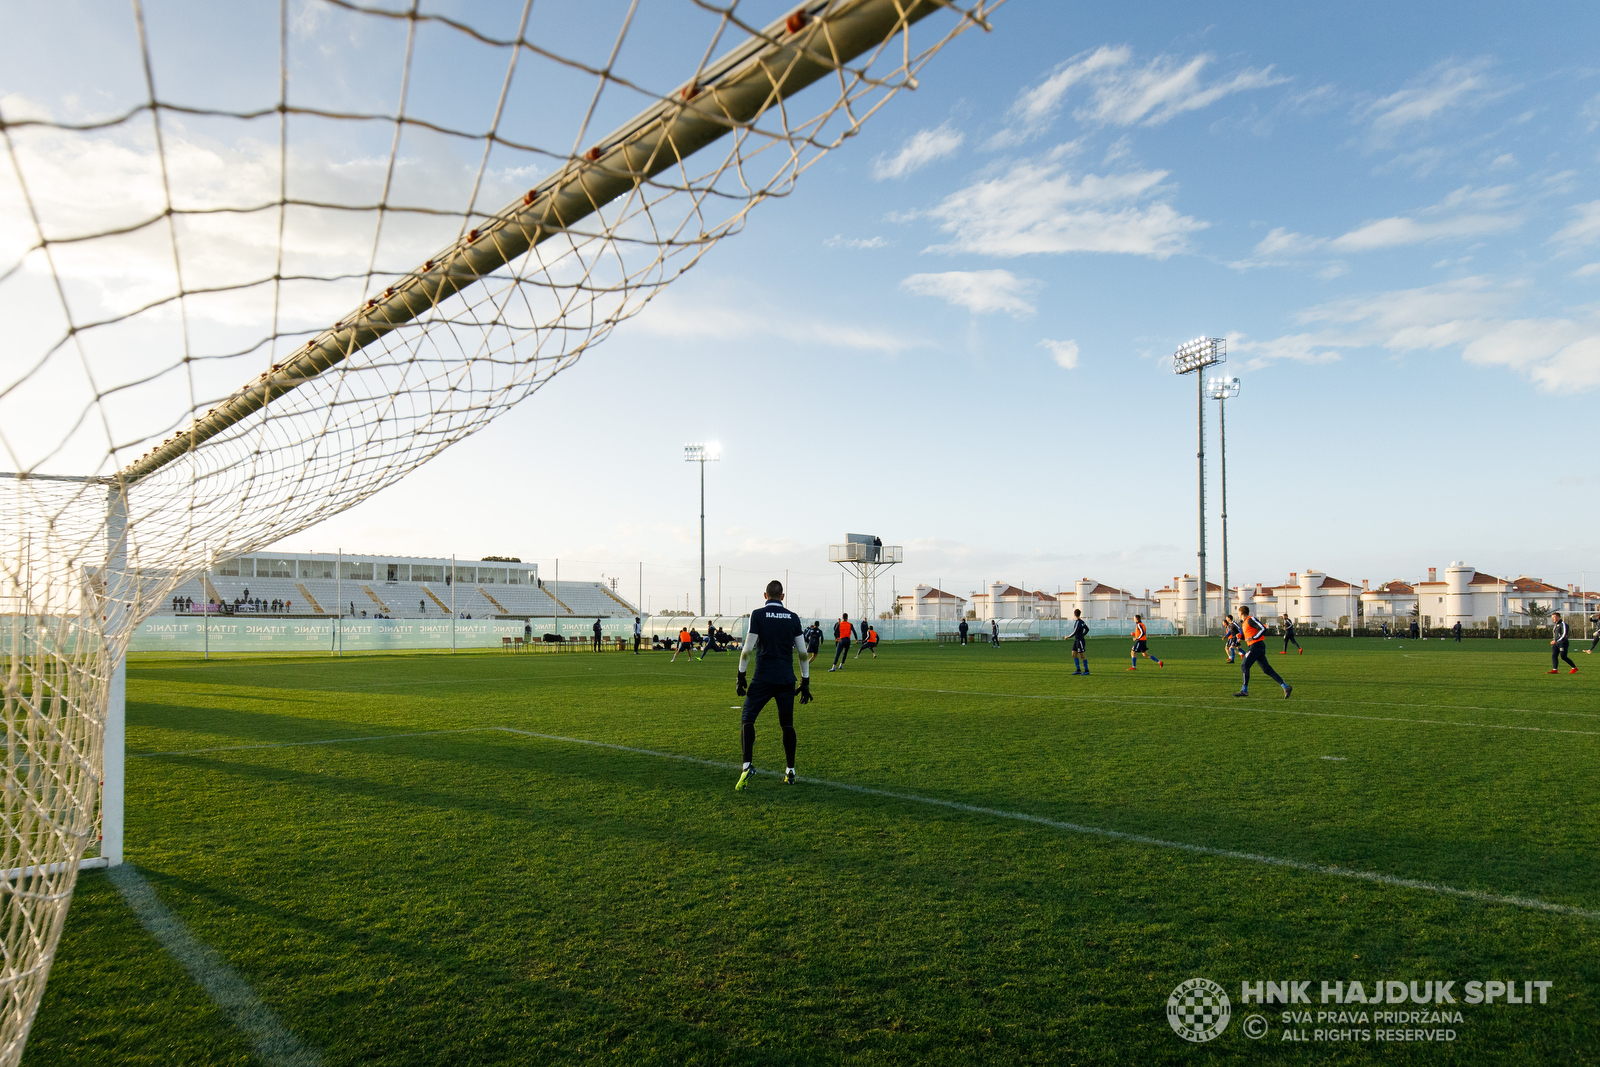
[
  {"x1": 894, "y1": 585, "x2": 968, "y2": 621},
  {"x1": 1232, "y1": 570, "x2": 1361, "y2": 628},
  {"x1": 1059, "y1": 578, "x2": 1155, "y2": 622},
  {"x1": 968, "y1": 583, "x2": 1059, "y2": 620},
  {"x1": 1152, "y1": 574, "x2": 1223, "y2": 626}
]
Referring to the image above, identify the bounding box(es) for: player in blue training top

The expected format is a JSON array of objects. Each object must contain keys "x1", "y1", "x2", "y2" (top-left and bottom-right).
[
  {"x1": 1549, "y1": 612, "x2": 1578, "y2": 674},
  {"x1": 1069, "y1": 609, "x2": 1091, "y2": 675},
  {"x1": 1222, "y1": 613, "x2": 1243, "y2": 663},
  {"x1": 735, "y1": 580, "x2": 813, "y2": 789}
]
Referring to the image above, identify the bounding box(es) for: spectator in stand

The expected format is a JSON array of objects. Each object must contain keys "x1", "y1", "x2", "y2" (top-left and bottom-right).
[
  {"x1": 350, "y1": 601, "x2": 356, "y2": 616},
  {"x1": 421, "y1": 599, "x2": 427, "y2": 613}
]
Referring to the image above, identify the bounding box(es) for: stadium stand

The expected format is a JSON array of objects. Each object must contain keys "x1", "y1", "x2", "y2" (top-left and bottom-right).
[{"x1": 153, "y1": 551, "x2": 637, "y2": 619}]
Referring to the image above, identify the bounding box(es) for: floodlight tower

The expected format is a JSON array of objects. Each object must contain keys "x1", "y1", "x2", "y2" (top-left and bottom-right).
[
  {"x1": 828, "y1": 534, "x2": 902, "y2": 625},
  {"x1": 1173, "y1": 337, "x2": 1226, "y2": 635},
  {"x1": 683, "y1": 443, "x2": 719, "y2": 616},
  {"x1": 1209, "y1": 375, "x2": 1241, "y2": 623}
]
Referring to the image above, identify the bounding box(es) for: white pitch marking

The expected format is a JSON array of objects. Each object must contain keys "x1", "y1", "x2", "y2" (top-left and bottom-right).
[
  {"x1": 1321, "y1": 756, "x2": 1347, "y2": 761},
  {"x1": 107, "y1": 864, "x2": 322, "y2": 1067},
  {"x1": 825, "y1": 683, "x2": 1600, "y2": 737},
  {"x1": 491, "y1": 728, "x2": 1600, "y2": 922},
  {"x1": 130, "y1": 727, "x2": 486, "y2": 759}
]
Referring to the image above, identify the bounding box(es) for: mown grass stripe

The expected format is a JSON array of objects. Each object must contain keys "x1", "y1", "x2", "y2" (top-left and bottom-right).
[{"x1": 495, "y1": 728, "x2": 1600, "y2": 922}]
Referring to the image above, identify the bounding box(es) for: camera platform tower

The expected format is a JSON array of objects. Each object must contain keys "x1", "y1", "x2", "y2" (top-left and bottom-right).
[{"x1": 828, "y1": 533, "x2": 903, "y2": 625}]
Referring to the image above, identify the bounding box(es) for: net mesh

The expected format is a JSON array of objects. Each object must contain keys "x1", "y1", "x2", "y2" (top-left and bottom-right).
[{"x1": 0, "y1": 0, "x2": 1001, "y2": 1056}]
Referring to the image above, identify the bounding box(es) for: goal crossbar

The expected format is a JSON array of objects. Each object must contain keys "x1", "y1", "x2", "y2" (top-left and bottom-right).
[{"x1": 119, "y1": 0, "x2": 972, "y2": 486}]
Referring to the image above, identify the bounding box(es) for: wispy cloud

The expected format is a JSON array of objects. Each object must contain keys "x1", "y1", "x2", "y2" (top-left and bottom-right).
[
  {"x1": 990, "y1": 46, "x2": 1287, "y2": 145},
  {"x1": 901, "y1": 270, "x2": 1039, "y2": 317},
  {"x1": 871, "y1": 123, "x2": 963, "y2": 180},
  {"x1": 1039, "y1": 338, "x2": 1079, "y2": 368},
  {"x1": 1238, "y1": 277, "x2": 1600, "y2": 392},
  {"x1": 825, "y1": 234, "x2": 889, "y2": 249},
  {"x1": 634, "y1": 289, "x2": 915, "y2": 353},
  {"x1": 1359, "y1": 57, "x2": 1509, "y2": 143},
  {"x1": 1236, "y1": 185, "x2": 1521, "y2": 267},
  {"x1": 925, "y1": 157, "x2": 1205, "y2": 258},
  {"x1": 1551, "y1": 201, "x2": 1600, "y2": 247}
]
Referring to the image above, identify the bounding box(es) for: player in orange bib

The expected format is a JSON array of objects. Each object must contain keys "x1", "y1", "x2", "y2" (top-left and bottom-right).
[
  {"x1": 1128, "y1": 614, "x2": 1162, "y2": 670},
  {"x1": 855, "y1": 625, "x2": 880, "y2": 660},
  {"x1": 1236, "y1": 605, "x2": 1291, "y2": 698},
  {"x1": 671, "y1": 625, "x2": 692, "y2": 662},
  {"x1": 829, "y1": 613, "x2": 854, "y2": 672}
]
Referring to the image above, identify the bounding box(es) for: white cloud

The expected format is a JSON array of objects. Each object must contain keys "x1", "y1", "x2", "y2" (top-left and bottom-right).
[
  {"x1": 633, "y1": 289, "x2": 915, "y2": 353},
  {"x1": 1360, "y1": 58, "x2": 1507, "y2": 141},
  {"x1": 925, "y1": 158, "x2": 1206, "y2": 258},
  {"x1": 824, "y1": 234, "x2": 888, "y2": 249},
  {"x1": 1330, "y1": 212, "x2": 1518, "y2": 251},
  {"x1": 1241, "y1": 277, "x2": 1600, "y2": 391},
  {"x1": 1575, "y1": 263, "x2": 1600, "y2": 278},
  {"x1": 1237, "y1": 186, "x2": 1520, "y2": 266},
  {"x1": 1039, "y1": 338, "x2": 1079, "y2": 368},
  {"x1": 900, "y1": 270, "x2": 1038, "y2": 316},
  {"x1": 990, "y1": 46, "x2": 1286, "y2": 144},
  {"x1": 871, "y1": 124, "x2": 963, "y2": 180},
  {"x1": 1552, "y1": 201, "x2": 1600, "y2": 247}
]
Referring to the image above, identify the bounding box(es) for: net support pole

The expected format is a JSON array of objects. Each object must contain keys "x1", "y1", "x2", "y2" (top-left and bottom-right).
[{"x1": 102, "y1": 487, "x2": 127, "y2": 868}]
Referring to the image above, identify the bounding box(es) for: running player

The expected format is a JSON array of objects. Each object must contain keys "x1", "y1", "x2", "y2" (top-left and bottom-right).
[
  {"x1": 1587, "y1": 610, "x2": 1600, "y2": 654},
  {"x1": 1236, "y1": 605, "x2": 1291, "y2": 698},
  {"x1": 1549, "y1": 612, "x2": 1578, "y2": 674},
  {"x1": 1069, "y1": 609, "x2": 1090, "y2": 675},
  {"x1": 671, "y1": 624, "x2": 692, "y2": 662},
  {"x1": 1281, "y1": 616, "x2": 1302, "y2": 654},
  {"x1": 804, "y1": 621, "x2": 823, "y2": 664},
  {"x1": 855, "y1": 624, "x2": 880, "y2": 659},
  {"x1": 1128, "y1": 614, "x2": 1162, "y2": 670},
  {"x1": 735, "y1": 580, "x2": 811, "y2": 789},
  {"x1": 829, "y1": 613, "x2": 853, "y2": 672},
  {"x1": 1223, "y1": 613, "x2": 1242, "y2": 663}
]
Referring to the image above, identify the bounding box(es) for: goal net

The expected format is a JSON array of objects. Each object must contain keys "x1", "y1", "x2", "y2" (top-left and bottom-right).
[{"x1": 0, "y1": 0, "x2": 1002, "y2": 1056}]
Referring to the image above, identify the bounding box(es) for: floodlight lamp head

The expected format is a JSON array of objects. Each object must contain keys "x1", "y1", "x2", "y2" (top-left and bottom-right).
[
  {"x1": 1173, "y1": 336, "x2": 1226, "y2": 375},
  {"x1": 683, "y1": 442, "x2": 719, "y2": 462},
  {"x1": 1209, "y1": 375, "x2": 1241, "y2": 400}
]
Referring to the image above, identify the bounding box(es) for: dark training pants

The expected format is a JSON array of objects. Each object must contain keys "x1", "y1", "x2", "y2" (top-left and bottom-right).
[
  {"x1": 1554, "y1": 640, "x2": 1576, "y2": 670},
  {"x1": 1241, "y1": 644, "x2": 1285, "y2": 690},
  {"x1": 1283, "y1": 633, "x2": 1300, "y2": 651},
  {"x1": 741, "y1": 680, "x2": 797, "y2": 767},
  {"x1": 833, "y1": 638, "x2": 851, "y2": 666}
]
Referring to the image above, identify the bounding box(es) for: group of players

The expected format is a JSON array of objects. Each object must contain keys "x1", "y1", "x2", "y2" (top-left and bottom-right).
[{"x1": 730, "y1": 584, "x2": 1600, "y2": 791}]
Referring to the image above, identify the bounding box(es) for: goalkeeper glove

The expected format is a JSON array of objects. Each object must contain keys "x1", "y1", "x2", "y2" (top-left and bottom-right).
[
  {"x1": 736, "y1": 671, "x2": 747, "y2": 697},
  {"x1": 799, "y1": 676, "x2": 813, "y2": 704}
]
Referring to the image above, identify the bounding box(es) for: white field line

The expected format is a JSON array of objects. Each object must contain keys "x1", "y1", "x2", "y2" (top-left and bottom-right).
[
  {"x1": 825, "y1": 683, "x2": 1600, "y2": 737},
  {"x1": 130, "y1": 728, "x2": 487, "y2": 759},
  {"x1": 126, "y1": 725, "x2": 1600, "y2": 921},
  {"x1": 107, "y1": 864, "x2": 322, "y2": 1067},
  {"x1": 491, "y1": 728, "x2": 1600, "y2": 922}
]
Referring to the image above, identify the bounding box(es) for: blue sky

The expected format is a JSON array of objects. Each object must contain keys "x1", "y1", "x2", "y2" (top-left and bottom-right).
[{"x1": 5, "y1": 1, "x2": 1598, "y2": 617}]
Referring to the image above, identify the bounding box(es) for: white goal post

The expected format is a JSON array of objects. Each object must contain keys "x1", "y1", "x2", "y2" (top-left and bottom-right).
[{"x1": 0, "y1": 2, "x2": 1003, "y2": 1061}]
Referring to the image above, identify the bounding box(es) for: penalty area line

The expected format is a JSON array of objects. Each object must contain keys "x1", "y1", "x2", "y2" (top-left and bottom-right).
[
  {"x1": 107, "y1": 864, "x2": 322, "y2": 1067},
  {"x1": 493, "y1": 728, "x2": 1600, "y2": 923}
]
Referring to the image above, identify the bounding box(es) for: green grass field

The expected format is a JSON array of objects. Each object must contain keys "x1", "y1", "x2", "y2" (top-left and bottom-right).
[{"x1": 22, "y1": 636, "x2": 1600, "y2": 1065}]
